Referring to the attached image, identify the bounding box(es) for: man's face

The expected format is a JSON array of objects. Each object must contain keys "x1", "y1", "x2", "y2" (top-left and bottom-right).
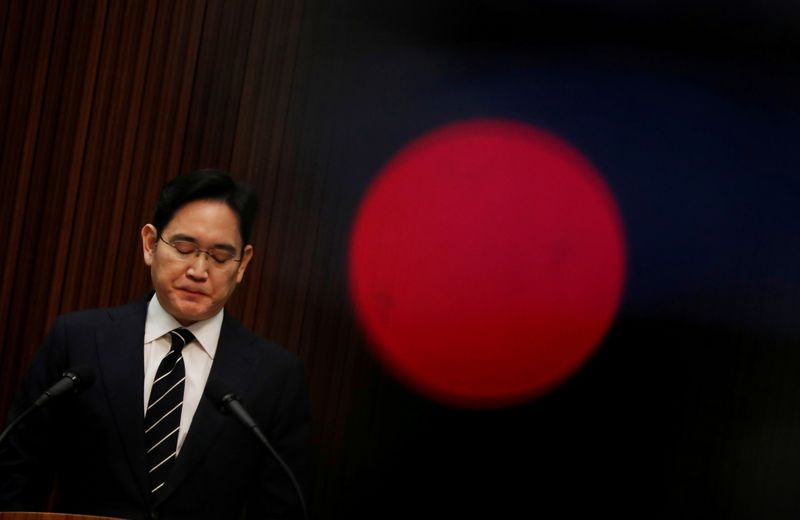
[{"x1": 141, "y1": 199, "x2": 254, "y2": 325}]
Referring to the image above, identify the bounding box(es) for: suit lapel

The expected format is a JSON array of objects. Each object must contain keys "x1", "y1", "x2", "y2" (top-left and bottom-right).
[
  {"x1": 95, "y1": 295, "x2": 150, "y2": 501},
  {"x1": 154, "y1": 311, "x2": 260, "y2": 506}
]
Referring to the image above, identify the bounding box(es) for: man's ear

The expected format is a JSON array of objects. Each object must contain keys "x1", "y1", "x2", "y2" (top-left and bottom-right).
[
  {"x1": 235, "y1": 244, "x2": 254, "y2": 284},
  {"x1": 141, "y1": 224, "x2": 158, "y2": 266}
]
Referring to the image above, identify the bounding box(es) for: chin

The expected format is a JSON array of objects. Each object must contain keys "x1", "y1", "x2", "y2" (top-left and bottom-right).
[
  {"x1": 168, "y1": 299, "x2": 212, "y2": 323},
  {"x1": 179, "y1": 306, "x2": 212, "y2": 322}
]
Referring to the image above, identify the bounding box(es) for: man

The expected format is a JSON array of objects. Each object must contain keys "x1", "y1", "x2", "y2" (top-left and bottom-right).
[{"x1": 0, "y1": 170, "x2": 310, "y2": 519}]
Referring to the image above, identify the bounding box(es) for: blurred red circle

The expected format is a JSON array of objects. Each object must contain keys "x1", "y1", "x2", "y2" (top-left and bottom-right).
[{"x1": 349, "y1": 119, "x2": 626, "y2": 407}]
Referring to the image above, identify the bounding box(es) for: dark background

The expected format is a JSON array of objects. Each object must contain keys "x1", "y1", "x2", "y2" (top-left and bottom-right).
[{"x1": 2, "y1": 1, "x2": 800, "y2": 518}]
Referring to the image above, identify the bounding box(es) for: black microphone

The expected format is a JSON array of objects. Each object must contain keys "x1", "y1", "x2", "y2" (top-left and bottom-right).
[
  {"x1": 204, "y1": 378, "x2": 309, "y2": 520},
  {"x1": 0, "y1": 365, "x2": 96, "y2": 446},
  {"x1": 33, "y1": 365, "x2": 95, "y2": 407}
]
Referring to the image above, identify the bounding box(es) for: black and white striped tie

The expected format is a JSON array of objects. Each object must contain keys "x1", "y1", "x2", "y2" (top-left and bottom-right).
[{"x1": 144, "y1": 328, "x2": 194, "y2": 495}]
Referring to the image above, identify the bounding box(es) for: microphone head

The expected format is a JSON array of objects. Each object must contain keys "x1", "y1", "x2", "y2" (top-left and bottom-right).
[
  {"x1": 62, "y1": 365, "x2": 95, "y2": 392},
  {"x1": 204, "y1": 378, "x2": 237, "y2": 414}
]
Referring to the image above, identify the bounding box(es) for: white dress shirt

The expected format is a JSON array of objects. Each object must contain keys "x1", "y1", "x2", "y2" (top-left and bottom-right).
[{"x1": 143, "y1": 295, "x2": 221, "y2": 453}]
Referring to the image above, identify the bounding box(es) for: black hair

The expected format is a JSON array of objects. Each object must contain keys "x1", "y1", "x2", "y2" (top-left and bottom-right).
[{"x1": 153, "y1": 169, "x2": 258, "y2": 244}]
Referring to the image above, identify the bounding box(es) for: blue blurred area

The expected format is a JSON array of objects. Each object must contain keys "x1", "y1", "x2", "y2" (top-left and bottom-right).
[{"x1": 323, "y1": 31, "x2": 800, "y2": 338}]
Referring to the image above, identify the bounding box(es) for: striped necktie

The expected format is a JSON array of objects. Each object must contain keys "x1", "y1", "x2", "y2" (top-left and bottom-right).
[{"x1": 144, "y1": 327, "x2": 195, "y2": 495}]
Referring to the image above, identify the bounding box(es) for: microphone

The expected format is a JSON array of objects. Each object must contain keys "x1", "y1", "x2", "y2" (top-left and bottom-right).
[
  {"x1": 33, "y1": 365, "x2": 95, "y2": 407},
  {"x1": 204, "y1": 378, "x2": 309, "y2": 520},
  {"x1": 0, "y1": 365, "x2": 96, "y2": 446},
  {"x1": 204, "y1": 378, "x2": 261, "y2": 433}
]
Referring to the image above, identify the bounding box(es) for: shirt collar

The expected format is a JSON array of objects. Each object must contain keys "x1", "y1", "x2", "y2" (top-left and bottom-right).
[{"x1": 144, "y1": 294, "x2": 222, "y2": 360}]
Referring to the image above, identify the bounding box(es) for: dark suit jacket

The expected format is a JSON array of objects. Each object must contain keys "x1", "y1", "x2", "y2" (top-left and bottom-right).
[{"x1": 0, "y1": 294, "x2": 311, "y2": 519}]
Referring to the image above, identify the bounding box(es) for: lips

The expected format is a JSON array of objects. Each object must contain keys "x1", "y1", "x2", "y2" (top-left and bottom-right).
[{"x1": 177, "y1": 287, "x2": 207, "y2": 297}]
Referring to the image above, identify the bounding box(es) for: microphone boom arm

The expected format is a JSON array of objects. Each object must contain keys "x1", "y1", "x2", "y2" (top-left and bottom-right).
[{"x1": 211, "y1": 389, "x2": 309, "y2": 520}]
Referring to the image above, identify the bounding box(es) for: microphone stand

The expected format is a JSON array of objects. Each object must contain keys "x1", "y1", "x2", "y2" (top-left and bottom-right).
[
  {"x1": 211, "y1": 390, "x2": 309, "y2": 520},
  {"x1": 250, "y1": 424, "x2": 309, "y2": 520}
]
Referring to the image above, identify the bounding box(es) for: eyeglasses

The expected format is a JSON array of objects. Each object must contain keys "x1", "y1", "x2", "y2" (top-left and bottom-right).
[{"x1": 159, "y1": 236, "x2": 241, "y2": 266}]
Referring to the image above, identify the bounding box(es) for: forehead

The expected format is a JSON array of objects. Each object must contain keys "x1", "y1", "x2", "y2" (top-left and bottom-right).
[{"x1": 162, "y1": 199, "x2": 242, "y2": 245}]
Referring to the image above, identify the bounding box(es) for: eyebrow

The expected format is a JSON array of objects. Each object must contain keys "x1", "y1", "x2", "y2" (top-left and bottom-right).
[{"x1": 168, "y1": 233, "x2": 238, "y2": 253}]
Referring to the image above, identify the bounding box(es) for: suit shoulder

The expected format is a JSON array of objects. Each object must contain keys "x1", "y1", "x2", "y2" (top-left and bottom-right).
[
  {"x1": 252, "y1": 335, "x2": 302, "y2": 366},
  {"x1": 223, "y1": 313, "x2": 302, "y2": 368},
  {"x1": 54, "y1": 297, "x2": 147, "y2": 330},
  {"x1": 56, "y1": 307, "x2": 111, "y2": 326}
]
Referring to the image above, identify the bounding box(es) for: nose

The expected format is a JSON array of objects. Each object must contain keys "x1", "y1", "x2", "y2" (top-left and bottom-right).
[{"x1": 186, "y1": 252, "x2": 210, "y2": 280}]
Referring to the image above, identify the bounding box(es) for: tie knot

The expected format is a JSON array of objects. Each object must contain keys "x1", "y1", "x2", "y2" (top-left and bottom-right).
[{"x1": 168, "y1": 328, "x2": 195, "y2": 351}]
